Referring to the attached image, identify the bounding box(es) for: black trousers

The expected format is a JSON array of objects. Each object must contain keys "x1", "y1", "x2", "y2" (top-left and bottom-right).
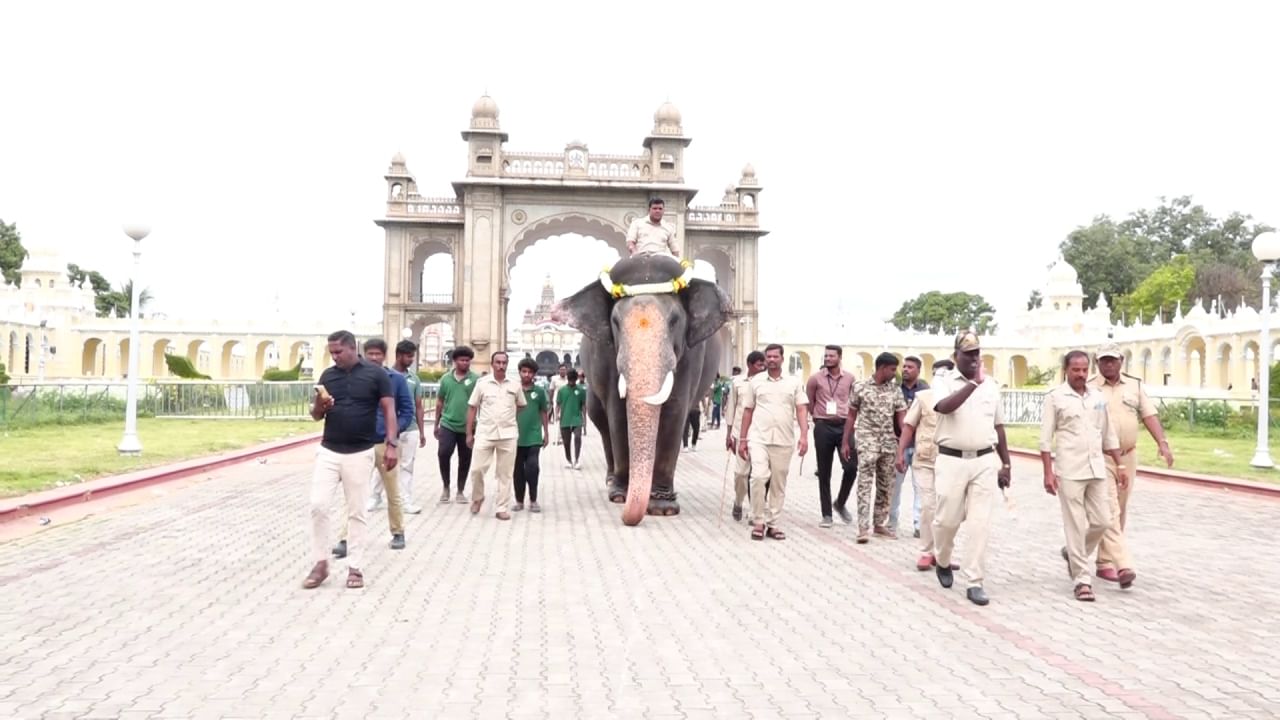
[
  {"x1": 812, "y1": 420, "x2": 856, "y2": 517},
  {"x1": 437, "y1": 427, "x2": 472, "y2": 492},
  {"x1": 561, "y1": 426, "x2": 582, "y2": 462},
  {"x1": 682, "y1": 410, "x2": 701, "y2": 447},
  {"x1": 514, "y1": 445, "x2": 541, "y2": 503}
]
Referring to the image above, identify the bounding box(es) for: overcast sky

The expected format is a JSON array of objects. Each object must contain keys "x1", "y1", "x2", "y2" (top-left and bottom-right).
[{"x1": 3, "y1": 1, "x2": 1279, "y2": 341}]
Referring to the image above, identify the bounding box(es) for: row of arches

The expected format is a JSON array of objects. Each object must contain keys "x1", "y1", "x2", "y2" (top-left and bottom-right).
[
  {"x1": 3, "y1": 331, "x2": 35, "y2": 375},
  {"x1": 76, "y1": 338, "x2": 319, "y2": 380}
]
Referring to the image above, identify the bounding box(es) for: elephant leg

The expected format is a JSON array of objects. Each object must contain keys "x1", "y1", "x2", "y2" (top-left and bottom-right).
[
  {"x1": 646, "y1": 385, "x2": 692, "y2": 516},
  {"x1": 586, "y1": 391, "x2": 613, "y2": 484}
]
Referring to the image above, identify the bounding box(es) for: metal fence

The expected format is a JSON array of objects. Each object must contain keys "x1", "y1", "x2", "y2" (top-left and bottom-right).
[
  {"x1": 0, "y1": 380, "x2": 443, "y2": 427},
  {"x1": 1000, "y1": 389, "x2": 1280, "y2": 429}
]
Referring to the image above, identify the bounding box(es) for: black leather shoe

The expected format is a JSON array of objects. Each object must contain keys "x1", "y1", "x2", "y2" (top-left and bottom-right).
[
  {"x1": 966, "y1": 587, "x2": 990, "y2": 606},
  {"x1": 732, "y1": 505, "x2": 743, "y2": 521},
  {"x1": 331, "y1": 540, "x2": 347, "y2": 559},
  {"x1": 834, "y1": 505, "x2": 853, "y2": 524},
  {"x1": 936, "y1": 564, "x2": 954, "y2": 589},
  {"x1": 1060, "y1": 546, "x2": 1069, "y2": 562},
  {"x1": 389, "y1": 534, "x2": 405, "y2": 550}
]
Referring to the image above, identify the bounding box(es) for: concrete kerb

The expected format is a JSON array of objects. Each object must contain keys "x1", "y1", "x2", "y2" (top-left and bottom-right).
[
  {"x1": 1007, "y1": 447, "x2": 1280, "y2": 498},
  {"x1": 0, "y1": 432, "x2": 322, "y2": 523}
]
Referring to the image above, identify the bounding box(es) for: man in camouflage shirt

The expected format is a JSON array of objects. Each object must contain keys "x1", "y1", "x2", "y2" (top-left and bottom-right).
[{"x1": 841, "y1": 352, "x2": 908, "y2": 543}]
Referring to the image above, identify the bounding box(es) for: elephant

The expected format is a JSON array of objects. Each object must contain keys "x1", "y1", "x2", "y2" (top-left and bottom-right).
[{"x1": 555, "y1": 254, "x2": 729, "y2": 525}]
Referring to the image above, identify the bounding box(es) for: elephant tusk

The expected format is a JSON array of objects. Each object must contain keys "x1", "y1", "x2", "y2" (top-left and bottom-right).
[
  {"x1": 618, "y1": 373, "x2": 627, "y2": 399},
  {"x1": 642, "y1": 371, "x2": 675, "y2": 406}
]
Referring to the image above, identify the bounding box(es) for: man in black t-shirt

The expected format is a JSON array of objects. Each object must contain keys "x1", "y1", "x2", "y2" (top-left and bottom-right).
[{"x1": 302, "y1": 330, "x2": 397, "y2": 591}]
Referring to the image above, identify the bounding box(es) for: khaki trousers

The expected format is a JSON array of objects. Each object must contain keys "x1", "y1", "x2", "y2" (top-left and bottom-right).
[
  {"x1": 1058, "y1": 477, "x2": 1112, "y2": 587},
  {"x1": 733, "y1": 451, "x2": 751, "y2": 506},
  {"x1": 342, "y1": 442, "x2": 402, "y2": 539},
  {"x1": 914, "y1": 463, "x2": 937, "y2": 556},
  {"x1": 749, "y1": 443, "x2": 793, "y2": 526},
  {"x1": 1095, "y1": 450, "x2": 1136, "y2": 571},
  {"x1": 932, "y1": 453, "x2": 997, "y2": 589},
  {"x1": 469, "y1": 437, "x2": 517, "y2": 514},
  {"x1": 310, "y1": 446, "x2": 374, "y2": 570}
]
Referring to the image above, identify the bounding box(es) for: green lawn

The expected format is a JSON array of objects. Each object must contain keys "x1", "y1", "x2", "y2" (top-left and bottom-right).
[
  {"x1": 0, "y1": 418, "x2": 318, "y2": 498},
  {"x1": 1002, "y1": 425, "x2": 1280, "y2": 484}
]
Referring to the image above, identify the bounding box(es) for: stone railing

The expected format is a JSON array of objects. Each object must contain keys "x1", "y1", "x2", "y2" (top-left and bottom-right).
[
  {"x1": 686, "y1": 205, "x2": 759, "y2": 227},
  {"x1": 392, "y1": 195, "x2": 464, "y2": 219},
  {"x1": 500, "y1": 152, "x2": 650, "y2": 180}
]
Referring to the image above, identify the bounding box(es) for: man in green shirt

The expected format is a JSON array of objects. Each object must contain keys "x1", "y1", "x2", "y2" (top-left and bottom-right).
[
  {"x1": 434, "y1": 345, "x2": 477, "y2": 504},
  {"x1": 557, "y1": 369, "x2": 587, "y2": 469},
  {"x1": 710, "y1": 375, "x2": 727, "y2": 429},
  {"x1": 514, "y1": 358, "x2": 550, "y2": 512}
]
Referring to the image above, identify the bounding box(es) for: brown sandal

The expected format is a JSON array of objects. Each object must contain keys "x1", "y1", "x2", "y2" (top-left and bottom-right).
[
  {"x1": 750, "y1": 524, "x2": 765, "y2": 541},
  {"x1": 765, "y1": 527, "x2": 786, "y2": 541},
  {"x1": 346, "y1": 569, "x2": 364, "y2": 589},
  {"x1": 301, "y1": 561, "x2": 328, "y2": 589},
  {"x1": 1074, "y1": 583, "x2": 1095, "y2": 602}
]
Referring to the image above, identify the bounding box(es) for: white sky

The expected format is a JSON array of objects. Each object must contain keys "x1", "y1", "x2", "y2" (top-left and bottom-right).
[{"x1": 3, "y1": 1, "x2": 1279, "y2": 341}]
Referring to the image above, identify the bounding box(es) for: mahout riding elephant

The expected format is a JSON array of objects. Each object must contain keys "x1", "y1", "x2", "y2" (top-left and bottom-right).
[{"x1": 555, "y1": 255, "x2": 728, "y2": 525}]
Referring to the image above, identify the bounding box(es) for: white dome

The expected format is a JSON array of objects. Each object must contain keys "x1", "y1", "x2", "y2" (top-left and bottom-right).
[
  {"x1": 472, "y1": 94, "x2": 499, "y2": 119},
  {"x1": 654, "y1": 101, "x2": 682, "y2": 125}
]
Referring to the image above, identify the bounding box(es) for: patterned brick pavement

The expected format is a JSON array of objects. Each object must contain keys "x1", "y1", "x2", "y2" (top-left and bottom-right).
[{"x1": 1, "y1": 426, "x2": 1279, "y2": 719}]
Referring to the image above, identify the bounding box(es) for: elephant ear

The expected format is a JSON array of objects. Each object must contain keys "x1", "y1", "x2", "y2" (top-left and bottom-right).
[
  {"x1": 682, "y1": 279, "x2": 731, "y2": 347},
  {"x1": 552, "y1": 280, "x2": 614, "y2": 343}
]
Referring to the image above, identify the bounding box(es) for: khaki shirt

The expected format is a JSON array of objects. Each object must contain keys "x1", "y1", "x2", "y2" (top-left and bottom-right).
[
  {"x1": 723, "y1": 375, "x2": 749, "y2": 438},
  {"x1": 467, "y1": 374, "x2": 527, "y2": 441},
  {"x1": 903, "y1": 387, "x2": 941, "y2": 467},
  {"x1": 741, "y1": 372, "x2": 808, "y2": 447},
  {"x1": 1089, "y1": 374, "x2": 1157, "y2": 451},
  {"x1": 932, "y1": 374, "x2": 1004, "y2": 451},
  {"x1": 1039, "y1": 382, "x2": 1119, "y2": 481},
  {"x1": 626, "y1": 218, "x2": 679, "y2": 256}
]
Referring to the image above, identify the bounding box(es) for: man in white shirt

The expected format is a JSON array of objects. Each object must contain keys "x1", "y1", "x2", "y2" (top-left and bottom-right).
[{"x1": 625, "y1": 198, "x2": 680, "y2": 257}]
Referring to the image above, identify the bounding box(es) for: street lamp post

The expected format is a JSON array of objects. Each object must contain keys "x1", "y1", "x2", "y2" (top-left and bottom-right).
[
  {"x1": 1249, "y1": 231, "x2": 1280, "y2": 468},
  {"x1": 117, "y1": 224, "x2": 150, "y2": 455}
]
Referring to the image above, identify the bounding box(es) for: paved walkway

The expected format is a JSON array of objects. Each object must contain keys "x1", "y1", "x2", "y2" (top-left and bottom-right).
[{"x1": 1, "y1": 426, "x2": 1279, "y2": 719}]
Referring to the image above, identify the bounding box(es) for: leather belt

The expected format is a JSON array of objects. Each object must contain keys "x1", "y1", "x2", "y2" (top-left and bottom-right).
[
  {"x1": 815, "y1": 418, "x2": 845, "y2": 426},
  {"x1": 937, "y1": 446, "x2": 994, "y2": 459}
]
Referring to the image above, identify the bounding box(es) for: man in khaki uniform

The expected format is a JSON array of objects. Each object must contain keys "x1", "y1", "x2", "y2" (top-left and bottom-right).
[
  {"x1": 738, "y1": 344, "x2": 809, "y2": 541},
  {"x1": 1089, "y1": 342, "x2": 1173, "y2": 586},
  {"x1": 896, "y1": 358, "x2": 955, "y2": 572},
  {"x1": 1041, "y1": 350, "x2": 1126, "y2": 602},
  {"x1": 931, "y1": 331, "x2": 1012, "y2": 607},
  {"x1": 625, "y1": 198, "x2": 681, "y2": 257},
  {"x1": 723, "y1": 351, "x2": 767, "y2": 521},
  {"x1": 465, "y1": 352, "x2": 527, "y2": 521}
]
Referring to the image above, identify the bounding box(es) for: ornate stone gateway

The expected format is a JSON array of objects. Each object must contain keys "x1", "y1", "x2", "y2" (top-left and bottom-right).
[{"x1": 376, "y1": 96, "x2": 766, "y2": 371}]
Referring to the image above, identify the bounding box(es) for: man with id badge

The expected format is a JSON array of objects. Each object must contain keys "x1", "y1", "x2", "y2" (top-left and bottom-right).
[{"x1": 805, "y1": 345, "x2": 857, "y2": 528}]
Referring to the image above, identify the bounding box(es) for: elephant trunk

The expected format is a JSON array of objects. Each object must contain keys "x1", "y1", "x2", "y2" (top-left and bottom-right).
[{"x1": 616, "y1": 299, "x2": 677, "y2": 526}]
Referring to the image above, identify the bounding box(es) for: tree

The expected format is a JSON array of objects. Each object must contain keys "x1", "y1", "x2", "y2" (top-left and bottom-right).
[
  {"x1": 1060, "y1": 217, "x2": 1157, "y2": 311},
  {"x1": 0, "y1": 219, "x2": 28, "y2": 287},
  {"x1": 1026, "y1": 290, "x2": 1043, "y2": 311},
  {"x1": 891, "y1": 291, "x2": 997, "y2": 335},
  {"x1": 1193, "y1": 261, "x2": 1257, "y2": 316},
  {"x1": 115, "y1": 280, "x2": 154, "y2": 318},
  {"x1": 67, "y1": 263, "x2": 154, "y2": 318},
  {"x1": 1116, "y1": 256, "x2": 1196, "y2": 323}
]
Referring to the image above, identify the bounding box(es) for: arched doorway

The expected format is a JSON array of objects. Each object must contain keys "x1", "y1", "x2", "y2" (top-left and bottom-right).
[
  {"x1": 1010, "y1": 355, "x2": 1029, "y2": 387},
  {"x1": 411, "y1": 239, "x2": 457, "y2": 305},
  {"x1": 535, "y1": 350, "x2": 560, "y2": 376},
  {"x1": 1184, "y1": 336, "x2": 1206, "y2": 388},
  {"x1": 1216, "y1": 342, "x2": 1233, "y2": 390},
  {"x1": 221, "y1": 341, "x2": 247, "y2": 378},
  {"x1": 153, "y1": 339, "x2": 174, "y2": 378},
  {"x1": 82, "y1": 338, "x2": 105, "y2": 376}
]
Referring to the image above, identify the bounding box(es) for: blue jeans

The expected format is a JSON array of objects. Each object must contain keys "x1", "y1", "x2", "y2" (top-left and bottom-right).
[{"x1": 889, "y1": 446, "x2": 917, "y2": 530}]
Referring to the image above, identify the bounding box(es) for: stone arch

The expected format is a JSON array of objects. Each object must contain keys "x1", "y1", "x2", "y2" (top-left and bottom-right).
[
  {"x1": 82, "y1": 337, "x2": 105, "y2": 376},
  {"x1": 410, "y1": 238, "x2": 456, "y2": 304},
  {"x1": 1215, "y1": 341, "x2": 1233, "y2": 390},
  {"x1": 981, "y1": 353, "x2": 996, "y2": 379},
  {"x1": 535, "y1": 350, "x2": 560, "y2": 376},
  {"x1": 1183, "y1": 335, "x2": 1207, "y2": 388},
  {"x1": 790, "y1": 350, "x2": 812, "y2": 378},
  {"x1": 856, "y1": 352, "x2": 873, "y2": 379},
  {"x1": 153, "y1": 339, "x2": 174, "y2": 377},
  {"x1": 1159, "y1": 346, "x2": 1173, "y2": 386},
  {"x1": 254, "y1": 341, "x2": 277, "y2": 377},
  {"x1": 919, "y1": 353, "x2": 937, "y2": 374},
  {"x1": 694, "y1": 245, "x2": 735, "y2": 302},
  {"x1": 288, "y1": 341, "x2": 310, "y2": 369},
  {"x1": 1138, "y1": 347, "x2": 1152, "y2": 383},
  {"x1": 1010, "y1": 354, "x2": 1029, "y2": 387},
  {"x1": 220, "y1": 340, "x2": 248, "y2": 378},
  {"x1": 118, "y1": 338, "x2": 131, "y2": 379},
  {"x1": 1243, "y1": 340, "x2": 1261, "y2": 390},
  {"x1": 505, "y1": 212, "x2": 628, "y2": 275},
  {"x1": 7, "y1": 331, "x2": 16, "y2": 374},
  {"x1": 411, "y1": 313, "x2": 459, "y2": 367},
  {"x1": 187, "y1": 340, "x2": 213, "y2": 375}
]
